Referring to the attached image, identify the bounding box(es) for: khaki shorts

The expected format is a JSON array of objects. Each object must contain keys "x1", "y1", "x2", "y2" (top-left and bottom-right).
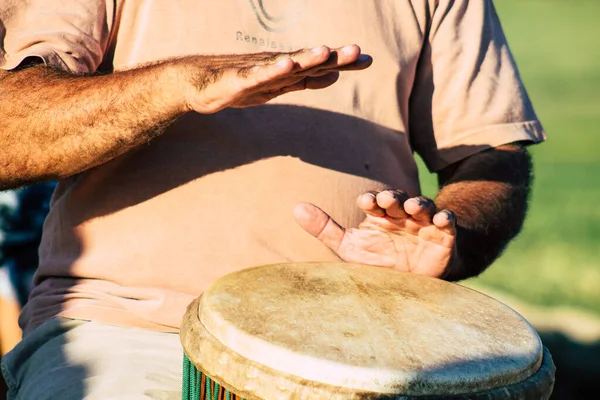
[{"x1": 1, "y1": 317, "x2": 183, "y2": 399}]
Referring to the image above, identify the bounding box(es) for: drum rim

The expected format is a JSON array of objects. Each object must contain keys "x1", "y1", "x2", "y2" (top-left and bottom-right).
[
  {"x1": 189, "y1": 262, "x2": 544, "y2": 393},
  {"x1": 181, "y1": 295, "x2": 555, "y2": 399}
]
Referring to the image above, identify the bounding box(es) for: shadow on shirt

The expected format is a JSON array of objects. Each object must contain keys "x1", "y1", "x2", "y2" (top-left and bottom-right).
[
  {"x1": 56, "y1": 104, "x2": 512, "y2": 225},
  {"x1": 5, "y1": 105, "x2": 537, "y2": 398}
]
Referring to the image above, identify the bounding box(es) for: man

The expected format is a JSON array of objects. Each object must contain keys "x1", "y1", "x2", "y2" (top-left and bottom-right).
[{"x1": 0, "y1": 0, "x2": 544, "y2": 398}]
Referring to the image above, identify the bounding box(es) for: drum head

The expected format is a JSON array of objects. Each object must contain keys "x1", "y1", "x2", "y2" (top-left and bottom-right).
[{"x1": 181, "y1": 262, "x2": 551, "y2": 398}]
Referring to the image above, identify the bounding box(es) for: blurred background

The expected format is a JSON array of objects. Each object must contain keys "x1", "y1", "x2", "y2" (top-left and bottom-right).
[{"x1": 418, "y1": 1, "x2": 600, "y2": 398}]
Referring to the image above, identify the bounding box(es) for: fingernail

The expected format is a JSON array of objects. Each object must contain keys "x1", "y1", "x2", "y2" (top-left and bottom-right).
[
  {"x1": 342, "y1": 45, "x2": 354, "y2": 54},
  {"x1": 312, "y1": 46, "x2": 324, "y2": 53},
  {"x1": 358, "y1": 54, "x2": 371, "y2": 62}
]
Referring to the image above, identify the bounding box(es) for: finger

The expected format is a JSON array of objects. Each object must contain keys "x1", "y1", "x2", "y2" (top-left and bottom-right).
[
  {"x1": 298, "y1": 45, "x2": 372, "y2": 76},
  {"x1": 356, "y1": 191, "x2": 386, "y2": 218},
  {"x1": 236, "y1": 58, "x2": 295, "y2": 87},
  {"x1": 305, "y1": 72, "x2": 340, "y2": 90},
  {"x1": 235, "y1": 44, "x2": 364, "y2": 94},
  {"x1": 334, "y1": 53, "x2": 373, "y2": 71},
  {"x1": 239, "y1": 46, "x2": 333, "y2": 70},
  {"x1": 191, "y1": 49, "x2": 355, "y2": 113},
  {"x1": 432, "y1": 210, "x2": 457, "y2": 235},
  {"x1": 257, "y1": 68, "x2": 340, "y2": 94},
  {"x1": 235, "y1": 48, "x2": 335, "y2": 93},
  {"x1": 231, "y1": 73, "x2": 337, "y2": 106},
  {"x1": 375, "y1": 190, "x2": 410, "y2": 219},
  {"x1": 403, "y1": 196, "x2": 437, "y2": 222},
  {"x1": 277, "y1": 72, "x2": 340, "y2": 93},
  {"x1": 237, "y1": 72, "x2": 340, "y2": 106},
  {"x1": 286, "y1": 45, "x2": 333, "y2": 71},
  {"x1": 199, "y1": 46, "x2": 367, "y2": 72},
  {"x1": 301, "y1": 54, "x2": 373, "y2": 77},
  {"x1": 293, "y1": 202, "x2": 345, "y2": 252}
]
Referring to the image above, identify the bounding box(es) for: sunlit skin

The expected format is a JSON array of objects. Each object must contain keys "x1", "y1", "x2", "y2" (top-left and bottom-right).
[
  {"x1": 295, "y1": 190, "x2": 455, "y2": 279},
  {"x1": 187, "y1": 45, "x2": 372, "y2": 112},
  {"x1": 0, "y1": 45, "x2": 372, "y2": 190},
  {"x1": 1, "y1": 42, "x2": 529, "y2": 283}
]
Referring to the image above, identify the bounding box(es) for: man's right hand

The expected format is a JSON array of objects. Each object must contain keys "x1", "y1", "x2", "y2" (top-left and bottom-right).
[
  {"x1": 0, "y1": 44, "x2": 371, "y2": 189},
  {"x1": 180, "y1": 45, "x2": 372, "y2": 114}
]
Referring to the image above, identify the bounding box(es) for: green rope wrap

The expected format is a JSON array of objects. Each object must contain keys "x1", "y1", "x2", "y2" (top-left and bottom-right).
[
  {"x1": 182, "y1": 352, "x2": 245, "y2": 400},
  {"x1": 214, "y1": 382, "x2": 221, "y2": 400}
]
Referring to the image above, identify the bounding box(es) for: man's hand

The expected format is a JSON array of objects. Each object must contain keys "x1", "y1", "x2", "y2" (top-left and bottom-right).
[
  {"x1": 0, "y1": 44, "x2": 371, "y2": 189},
  {"x1": 294, "y1": 190, "x2": 456, "y2": 278},
  {"x1": 294, "y1": 145, "x2": 533, "y2": 282},
  {"x1": 182, "y1": 45, "x2": 371, "y2": 113}
]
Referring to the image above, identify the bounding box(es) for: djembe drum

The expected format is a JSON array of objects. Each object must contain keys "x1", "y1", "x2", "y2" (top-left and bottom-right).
[{"x1": 180, "y1": 262, "x2": 555, "y2": 399}]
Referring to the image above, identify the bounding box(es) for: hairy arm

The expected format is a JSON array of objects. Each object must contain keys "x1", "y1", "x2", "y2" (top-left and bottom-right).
[
  {"x1": 0, "y1": 62, "x2": 187, "y2": 190},
  {"x1": 0, "y1": 46, "x2": 369, "y2": 190},
  {"x1": 435, "y1": 144, "x2": 532, "y2": 280}
]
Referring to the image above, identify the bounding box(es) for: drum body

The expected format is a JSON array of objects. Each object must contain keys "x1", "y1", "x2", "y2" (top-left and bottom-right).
[{"x1": 180, "y1": 262, "x2": 555, "y2": 399}]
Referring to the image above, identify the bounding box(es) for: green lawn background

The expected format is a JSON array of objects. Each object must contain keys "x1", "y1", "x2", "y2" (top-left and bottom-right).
[{"x1": 418, "y1": 0, "x2": 600, "y2": 315}]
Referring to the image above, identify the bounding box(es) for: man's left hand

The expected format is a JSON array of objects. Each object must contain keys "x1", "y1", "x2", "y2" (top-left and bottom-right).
[{"x1": 294, "y1": 190, "x2": 456, "y2": 278}]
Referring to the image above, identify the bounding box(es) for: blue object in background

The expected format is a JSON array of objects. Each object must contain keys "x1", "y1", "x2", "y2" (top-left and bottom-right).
[{"x1": 0, "y1": 182, "x2": 56, "y2": 307}]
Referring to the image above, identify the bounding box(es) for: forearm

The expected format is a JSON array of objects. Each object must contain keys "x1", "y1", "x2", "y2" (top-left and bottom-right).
[
  {"x1": 0, "y1": 62, "x2": 187, "y2": 190},
  {"x1": 0, "y1": 45, "x2": 368, "y2": 190},
  {"x1": 434, "y1": 144, "x2": 532, "y2": 280}
]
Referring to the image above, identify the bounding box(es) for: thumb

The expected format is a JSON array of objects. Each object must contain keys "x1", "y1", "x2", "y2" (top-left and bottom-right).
[{"x1": 293, "y1": 202, "x2": 345, "y2": 252}]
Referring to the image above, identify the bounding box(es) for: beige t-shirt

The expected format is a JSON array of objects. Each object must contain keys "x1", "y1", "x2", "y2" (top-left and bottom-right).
[{"x1": 0, "y1": 0, "x2": 545, "y2": 334}]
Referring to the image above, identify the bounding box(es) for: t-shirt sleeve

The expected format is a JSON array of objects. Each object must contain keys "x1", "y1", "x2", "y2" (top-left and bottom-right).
[
  {"x1": 0, "y1": 0, "x2": 114, "y2": 73},
  {"x1": 409, "y1": 0, "x2": 546, "y2": 172}
]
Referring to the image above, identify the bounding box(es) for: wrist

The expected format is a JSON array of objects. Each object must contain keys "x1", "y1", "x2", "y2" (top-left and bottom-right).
[
  {"x1": 168, "y1": 55, "x2": 219, "y2": 114},
  {"x1": 441, "y1": 227, "x2": 468, "y2": 282},
  {"x1": 153, "y1": 59, "x2": 194, "y2": 115}
]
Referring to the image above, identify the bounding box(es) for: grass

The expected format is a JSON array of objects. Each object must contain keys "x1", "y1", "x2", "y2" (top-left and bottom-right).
[{"x1": 418, "y1": 0, "x2": 600, "y2": 316}]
